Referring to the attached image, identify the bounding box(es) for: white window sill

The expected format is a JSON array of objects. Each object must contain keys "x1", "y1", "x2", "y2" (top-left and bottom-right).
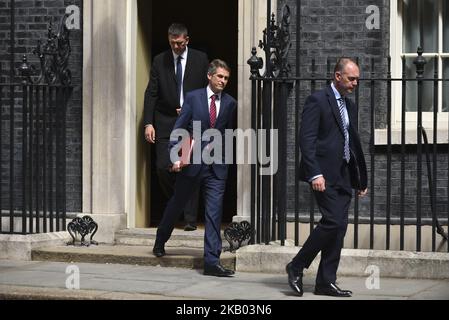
[{"x1": 375, "y1": 128, "x2": 449, "y2": 145}]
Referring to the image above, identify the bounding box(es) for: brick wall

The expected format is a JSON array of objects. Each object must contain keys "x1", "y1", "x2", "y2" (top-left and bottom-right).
[{"x1": 0, "y1": 0, "x2": 82, "y2": 212}]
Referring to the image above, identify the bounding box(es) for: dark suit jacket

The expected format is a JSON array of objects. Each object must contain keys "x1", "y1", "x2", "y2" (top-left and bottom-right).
[
  {"x1": 298, "y1": 85, "x2": 367, "y2": 191},
  {"x1": 169, "y1": 88, "x2": 237, "y2": 180},
  {"x1": 144, "y1": 48, "x2": 209, "y2": 139}
]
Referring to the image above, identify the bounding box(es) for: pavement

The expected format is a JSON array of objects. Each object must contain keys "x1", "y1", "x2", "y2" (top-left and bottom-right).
[{"x1": 0, "y1": 259, "x2": 448, "y2": 301}]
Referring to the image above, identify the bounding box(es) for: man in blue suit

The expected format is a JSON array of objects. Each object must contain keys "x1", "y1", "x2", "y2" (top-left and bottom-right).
[
  {"x1": 152, "y1": 59, "x2": 237, "y2": 277},
  {"x1": 286, "y1": 58, "x2": 368, "y2": 297}
]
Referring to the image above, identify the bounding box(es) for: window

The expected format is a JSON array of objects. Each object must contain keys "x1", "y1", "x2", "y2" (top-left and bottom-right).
[
  {"x1": 403, "y1": 0, "x2": 448, "y2": 112},
  {"x1": 386, "y1": 0, "x2": 449, "y2": 144}
]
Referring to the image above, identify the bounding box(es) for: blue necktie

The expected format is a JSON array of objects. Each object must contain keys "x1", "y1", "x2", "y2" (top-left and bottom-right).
[
  {"x1": 176, "y1": 56, "x2": 183, "y2": 103},
  {"x1": 337, "y1": 98, "x2": 350, "y2": 163}
]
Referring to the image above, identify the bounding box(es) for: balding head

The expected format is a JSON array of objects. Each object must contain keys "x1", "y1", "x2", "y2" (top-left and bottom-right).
[{"x1": 333, "y1": 58, "x2": 360, "y2": 96}]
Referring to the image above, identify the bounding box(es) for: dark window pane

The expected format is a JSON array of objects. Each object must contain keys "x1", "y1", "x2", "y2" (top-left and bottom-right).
[
  {"x1": 403, "y1": 0, "x2": 438, "y2": 53},
  {"x1": 405, "y1": 57, "x2": 435, "y2": 112}
]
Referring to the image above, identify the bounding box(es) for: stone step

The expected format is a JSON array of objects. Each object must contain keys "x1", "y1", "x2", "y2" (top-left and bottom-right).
[
  {"x1": 115, "y1": 228, "x2": 230, "y2": 250},
  {"x1": 31, "y1": 245, "x2": 236, "y2": 271}
]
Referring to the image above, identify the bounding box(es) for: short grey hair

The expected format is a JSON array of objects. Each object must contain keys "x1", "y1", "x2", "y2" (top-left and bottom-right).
[
  {"x1": 168, "y1": 23, "x2": 188, "y2": 37},
  {"x1": 208, "y1": 59, "x2": 231, "y2": 75}
]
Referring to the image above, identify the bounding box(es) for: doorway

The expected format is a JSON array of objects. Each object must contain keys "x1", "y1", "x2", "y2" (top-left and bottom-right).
[{"x1": 143, "y1": 0, "x2": 239, "y2": 226}]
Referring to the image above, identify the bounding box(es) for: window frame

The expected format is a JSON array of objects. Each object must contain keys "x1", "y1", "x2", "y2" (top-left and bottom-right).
[{"x1": 383, "y1": 0, "x2": 449, "y2": 144}]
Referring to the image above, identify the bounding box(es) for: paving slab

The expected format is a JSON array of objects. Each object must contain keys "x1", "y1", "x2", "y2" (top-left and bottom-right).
[{"x1": 0, "y1": 260, "x2": 448, "y2": 300}]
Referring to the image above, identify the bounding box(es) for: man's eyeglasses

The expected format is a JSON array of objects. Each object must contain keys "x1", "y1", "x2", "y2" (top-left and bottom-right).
[{"x1": 170, "y1": 40, "x2": 187, "y2": 47}]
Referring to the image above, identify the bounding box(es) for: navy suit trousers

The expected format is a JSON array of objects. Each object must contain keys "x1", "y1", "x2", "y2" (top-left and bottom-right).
[
  {"x1": 292, "y1": 163, "x2": 352, "y2": 285},
  {"x1": 156, "y1": 165, "x2": 226, "y2": 266}
]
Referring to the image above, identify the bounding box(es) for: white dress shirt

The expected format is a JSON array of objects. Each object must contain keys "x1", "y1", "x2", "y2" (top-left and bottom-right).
[{"x1": 173, "y1": 47, "x2": 188, "y2": 107}]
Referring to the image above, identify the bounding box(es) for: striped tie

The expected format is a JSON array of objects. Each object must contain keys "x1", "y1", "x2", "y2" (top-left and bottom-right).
[{"x1": 337, "y1": 98, "x2": 350, "y2": 163}]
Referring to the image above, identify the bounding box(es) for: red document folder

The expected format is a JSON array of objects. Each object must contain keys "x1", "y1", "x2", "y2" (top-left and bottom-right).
[{"x1": 179, "y1": 137, "x2": 195, "y2": 167}]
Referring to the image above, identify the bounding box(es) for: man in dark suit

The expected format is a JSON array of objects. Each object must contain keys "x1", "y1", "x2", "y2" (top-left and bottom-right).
[
  {"x1": 286, "y1": 58, "x2": 368, "y2": 297},
  {"x1": 144, "y1": 23, "x2": 209, "y2": 231},
  {"x1": 152, "y1": 59, "x2": 237, "y2": 277}
]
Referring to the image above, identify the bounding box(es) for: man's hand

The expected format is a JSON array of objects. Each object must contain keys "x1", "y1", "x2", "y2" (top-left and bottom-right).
[
  {"x1": 145, "y1": 125, "x2": 156, "y2": 144},
  {"x1": 311, "y1": 176, "x2": 326, "y2": 192},
  {"x1": 176, "y1": 108, "x2": 182, "y2": 116},
  {"x1": 171, "y1": 161, "x2": 182, "y2": 173},
  {"x1": 358, "y1": 188, "x2": 368, "y2": 197}
]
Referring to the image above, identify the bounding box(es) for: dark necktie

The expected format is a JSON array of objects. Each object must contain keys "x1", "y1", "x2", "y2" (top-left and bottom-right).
[
  {"x1": 210, "y1": 94, "x2": 217, "y2": 128},
  {"x1": 337, "y1": 98, "x2": 350, "y2": 163},
  {"x1": 176, "y1": 56, "x2": 183, "y2": 102}
]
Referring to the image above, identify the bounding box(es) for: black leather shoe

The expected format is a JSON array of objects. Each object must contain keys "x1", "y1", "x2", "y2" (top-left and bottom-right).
[
  {"x1": 314, "y1": 283, "x2": 352, "y2": 297},
  {"x1": 152, "y1": 243, "x2": 166, "y2": 258},
  {"x1": 184, "y1": 224, "x2": 197, "y2": 231},
  {"x1": 204, "y1": 264, "x2": 235, "y2": 277},
  {"x1": 286, "y1": 262, "x2": 304, "y2": 296}
]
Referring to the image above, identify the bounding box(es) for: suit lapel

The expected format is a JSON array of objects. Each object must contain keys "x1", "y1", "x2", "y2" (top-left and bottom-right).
[
  {"x1": 326, "y1": 86, "x2": 345, "y2": 137},
  {"x1": 165, "y1": 51, "x2": 177, "y2": 83},
  {"x1": 215, "y1": 94, "x2": 228, "y2": 127},
  {"x1": 346, "y1": 98, "x2": 356, "y2": 126},
  {"x1": 184, "y1": 50, "x2": 194, "y2": 89},
  {"x1": 200, "y1": 89, "x2": 210, "y2": 127}
]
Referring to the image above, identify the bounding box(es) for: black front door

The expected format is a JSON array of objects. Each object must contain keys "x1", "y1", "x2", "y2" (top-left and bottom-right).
[{"x1": 147, "y1": 0, "x2": 239, "y2": 226}]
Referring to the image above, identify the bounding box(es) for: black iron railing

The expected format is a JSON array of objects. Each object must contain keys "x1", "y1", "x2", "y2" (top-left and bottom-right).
[
  {"x1": 0, "y1": 9, "x2": 72, "y2": 235},
  {"x1": 0, "y1": 84, "x2": 71, "y2": 234},
  {"x1": 247, "y1": 3, "x2": 449, "y2": 253}
]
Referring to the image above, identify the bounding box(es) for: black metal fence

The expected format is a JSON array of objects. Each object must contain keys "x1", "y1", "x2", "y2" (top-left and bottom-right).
[
  {"x1": 0, "y1": 11, "x2": 72, "y2": 235},
  {"x1": 247, "y1": 4, "x2": 449, "y2": 253},
  {"x1": 0, "y1": 84, "x2": 70, "y2": 234}
]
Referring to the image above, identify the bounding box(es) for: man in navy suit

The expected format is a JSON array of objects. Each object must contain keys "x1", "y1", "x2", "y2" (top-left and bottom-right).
[
  {"x1": 286, "y1": 58, "x2": 368, "y2": 297},
  {"x1": 152, "y1": 59, "x2": 237, "y2": 277}
]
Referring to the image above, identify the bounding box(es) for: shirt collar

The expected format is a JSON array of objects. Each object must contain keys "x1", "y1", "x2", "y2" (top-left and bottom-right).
[
  {"x1": 331, "y1": 82, "x2": 343, "y2": 101},
  {"x1": 207, "y1": 86, "x2": 221, "y2": 101}
]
